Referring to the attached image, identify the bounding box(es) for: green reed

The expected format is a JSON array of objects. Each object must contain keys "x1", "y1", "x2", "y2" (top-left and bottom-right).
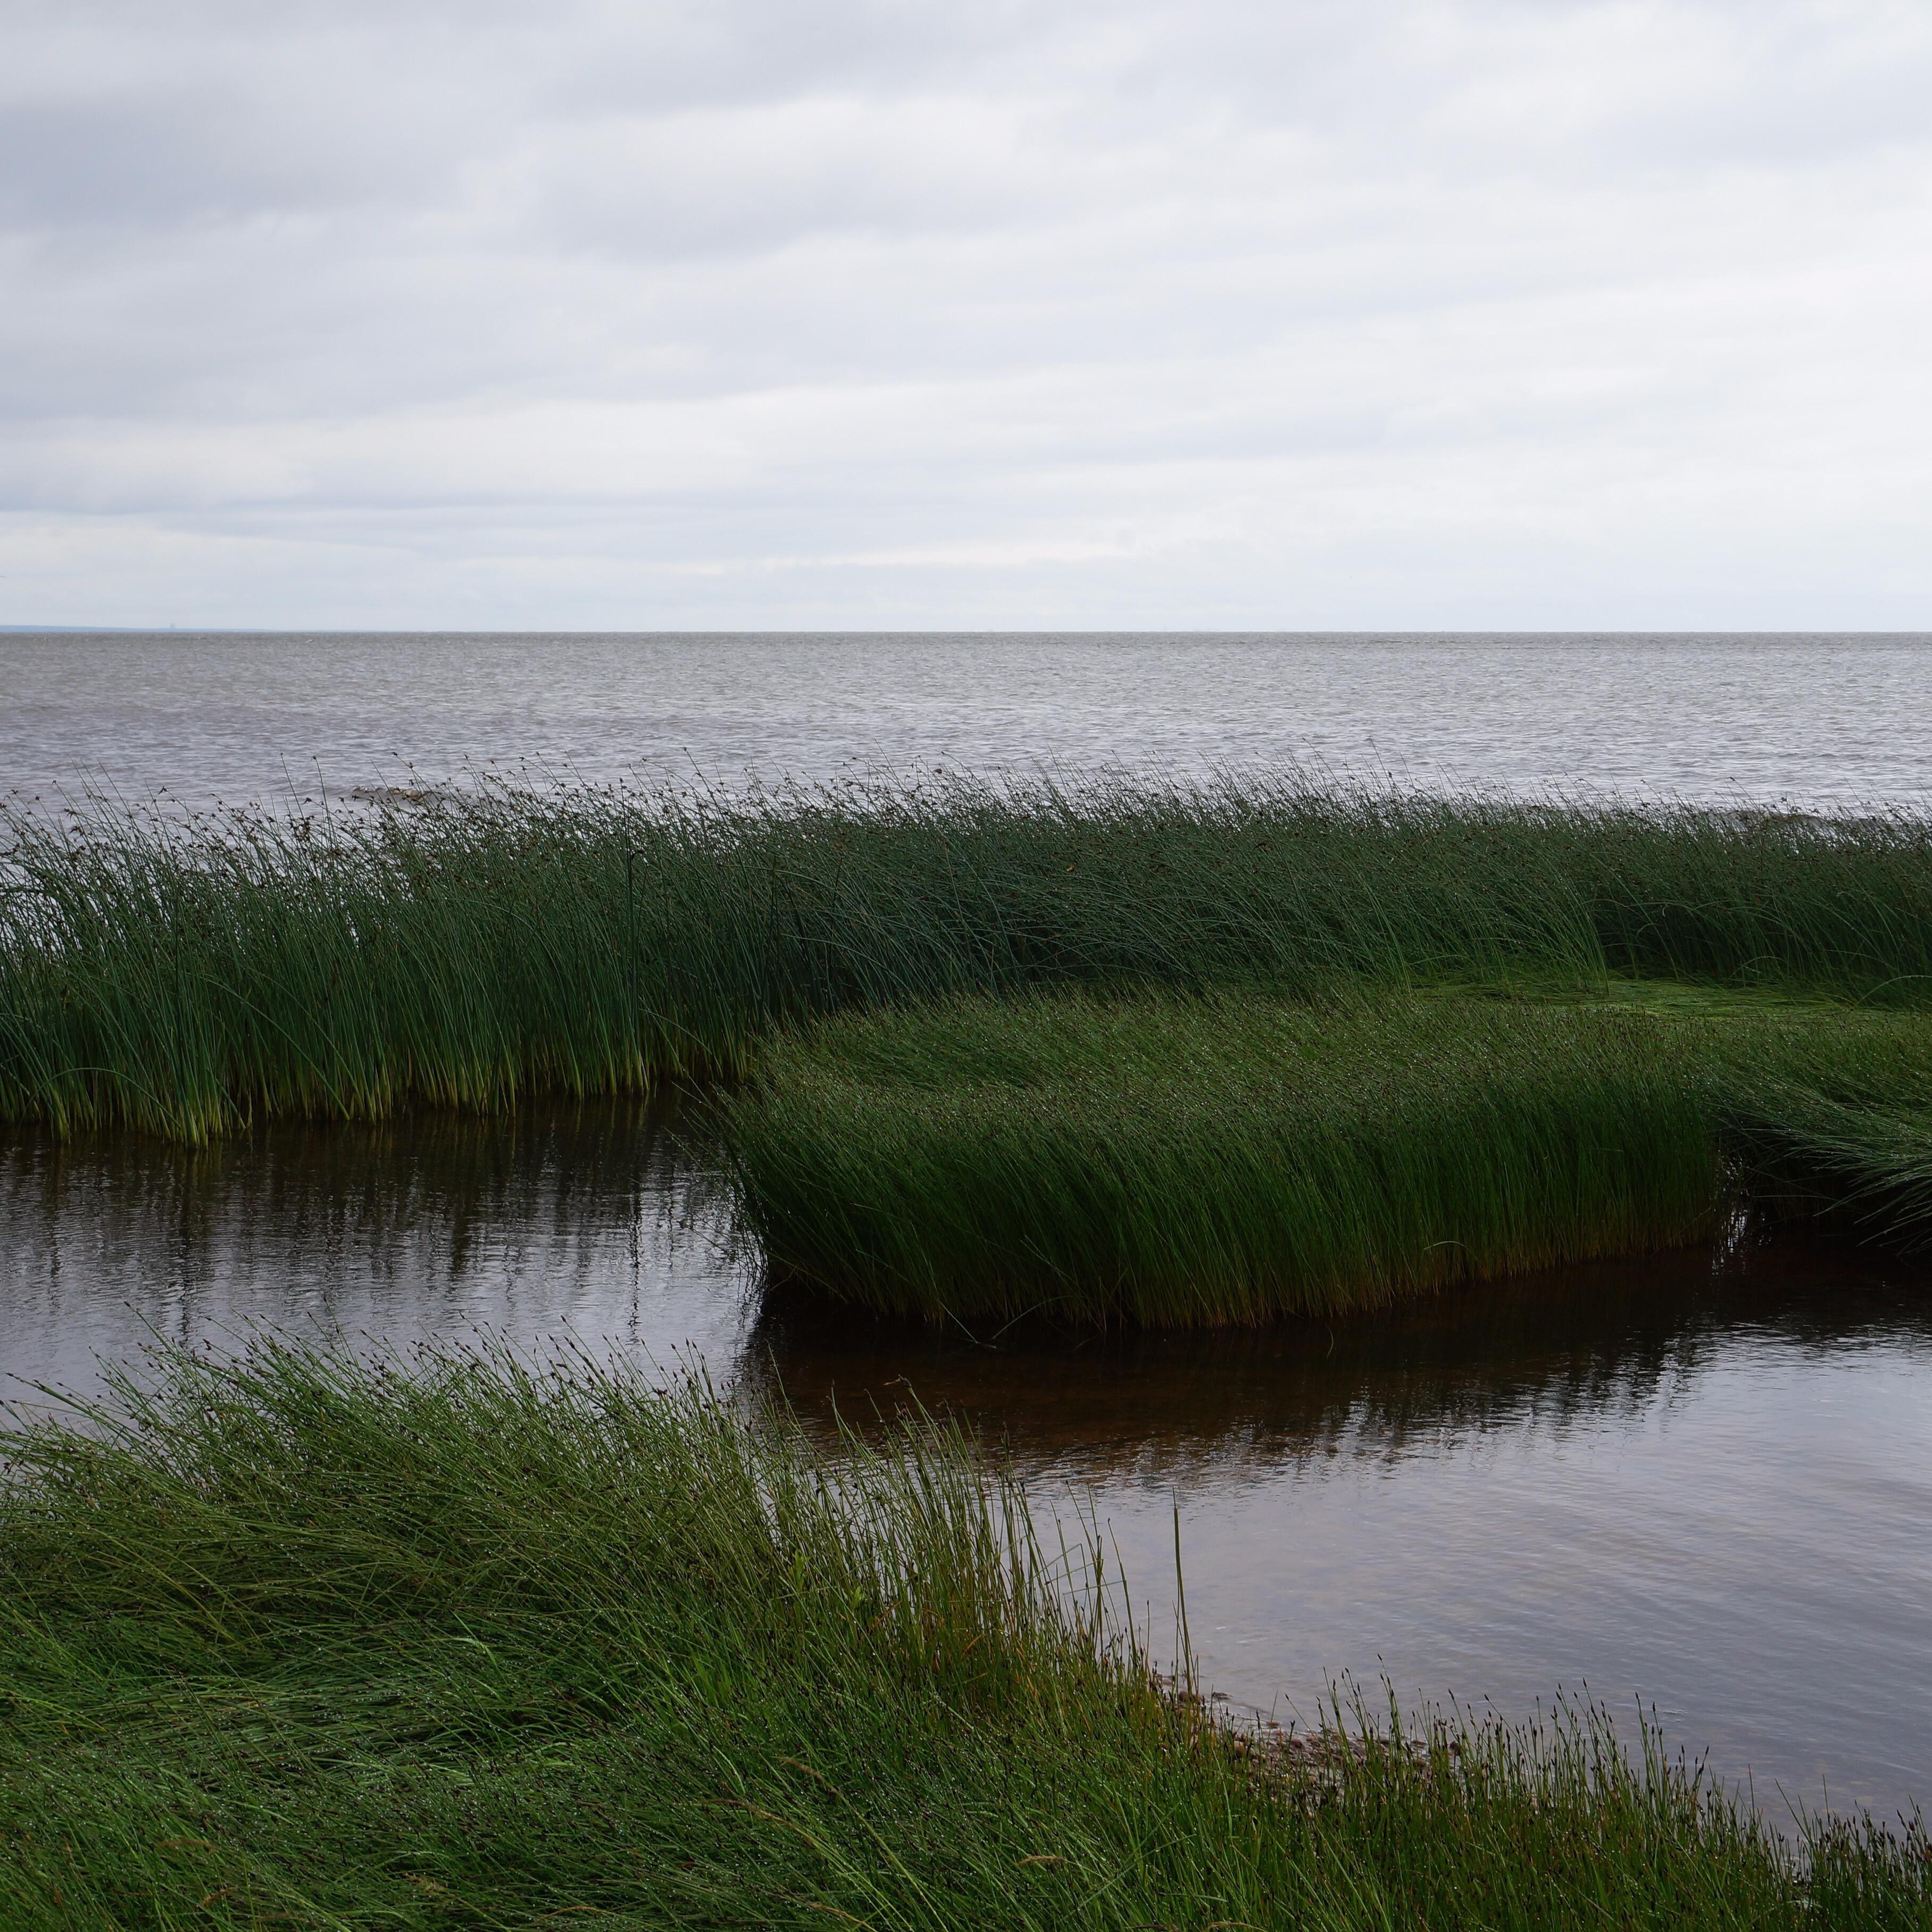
[
  {"x1": 717, "y1": 990, "x2": 1932, "y2": 1327},
  {"x1": 5, "y1": 771, "x2": 1932, "y2": 1138},
  {"x1": 717, "y1": 990, "x2": 1723, "y2": 1324},
  {"x1": 3, "y1": 1338, "x2": 1922, "y2": 1928},
  {"x1": 1706, "y1": 1011, "x2": 1932, "y2": 1245}
]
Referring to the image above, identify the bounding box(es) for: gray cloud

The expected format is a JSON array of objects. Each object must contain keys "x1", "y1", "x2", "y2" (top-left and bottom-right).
[{"x1": 1, "y1": 0, "x2": 1928, "y2": 627}]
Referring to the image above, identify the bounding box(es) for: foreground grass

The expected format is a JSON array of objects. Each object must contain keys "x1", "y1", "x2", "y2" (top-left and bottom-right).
[
  {"x1": 3, "y1": 1342, "x2": 1927, "y2": 1929},
  {"x1": 718, "y1": 989, "x2": 1932, "y2": 1325},
  {"x1": 6, "y1": 772, "x2": 1932, "y2": 1138}
]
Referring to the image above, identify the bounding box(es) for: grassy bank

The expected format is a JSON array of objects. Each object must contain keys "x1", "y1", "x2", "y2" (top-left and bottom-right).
[
  {"x1": 6, "y1": 773, "x2": 1932, "y2": 1138},
  {"x1": 3, "y1": 1340, "x2": 1926, "y2": 1929},
  {"x1": 717, "y1": 990, "x2": 1932, "y2": 1326}
]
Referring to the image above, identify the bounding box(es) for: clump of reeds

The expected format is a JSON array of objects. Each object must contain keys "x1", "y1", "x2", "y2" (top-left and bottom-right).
[
  {"x1": 3, "y1": 1337, "x2": 1922, "y2": 1928},
  {"x1": 5, "y1": 770, "x2": 1932, "y2": 1138},
  {"x1": 717, "y1": 989, "x2": 1729, "y2": 1325},
  {"x1": 716, "y1": 989, "x2": 1932, "y2": 1326}
]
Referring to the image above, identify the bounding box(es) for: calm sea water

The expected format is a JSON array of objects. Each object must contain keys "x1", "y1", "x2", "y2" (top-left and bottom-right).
[
  {"x1": 3, "y1": 630, "x2": 1930, "y2": 810},
  {"x1": 3, "y1": 631, "x2": 1931, "y2": 1822}
]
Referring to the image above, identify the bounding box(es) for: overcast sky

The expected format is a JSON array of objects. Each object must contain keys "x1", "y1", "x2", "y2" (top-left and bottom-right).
[{"x1": 3, "y1": 0, "x2": 1928, "y2": 630}]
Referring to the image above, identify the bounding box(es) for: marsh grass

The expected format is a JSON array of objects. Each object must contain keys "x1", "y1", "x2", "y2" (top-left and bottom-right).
[
  {"x1": 6, "y1": 771, "x2": 1932, "y2": 1138},
  {"x1": 3, "y1": 1338, "x2": 1926, "y2": 1929},
  {"x1": 1705, "y1": 1018, "x2": 1932, "y2": 1246},
  {"x1": 719, "y1": 990, "x2": 1725, "y2": 1325},
  {"x1": 717, "y1": 990, "x2": 1932, "y2": 1326}
]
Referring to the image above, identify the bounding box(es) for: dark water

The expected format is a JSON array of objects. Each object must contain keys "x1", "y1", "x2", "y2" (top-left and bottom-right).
[
  {"x1": 4, "y1": 630, "x2": 1931, "y2": 811},
  {"x1": 3, "y1": 1103, "x2": 1929, "y2": 1825},
  {"x1": 4, "y1": 630, "x2": 1932, "y2": 1824}
]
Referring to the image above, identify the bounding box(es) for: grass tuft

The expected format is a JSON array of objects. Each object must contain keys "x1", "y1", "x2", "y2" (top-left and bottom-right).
[
  {"x1": 718, "y1": 989, "x2": 1728, "y2": 1325},
  {"x1": 717, "y1": 989, "x2": 1932, "y2": 1327}
]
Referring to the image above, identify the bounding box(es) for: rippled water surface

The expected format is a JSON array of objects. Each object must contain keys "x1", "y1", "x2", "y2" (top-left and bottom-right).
[
  {"x1": 4, "y1": 630, "x2": 1930, "y2": 809},
  {"x1": 3, "y1": 1105, "x2": 1929, "y2": 1823}
]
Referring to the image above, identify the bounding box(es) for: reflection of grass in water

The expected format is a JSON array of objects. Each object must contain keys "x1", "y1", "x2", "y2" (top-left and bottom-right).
[
  {"x1": 0, "y1": 1093, "x2": 684, "y2": 1258},
  {"x1": 6, "y1": 772, "x2": 1932, "y2": 1139},
  {"x1": 718, "y1": 989, "x2": 1932, "y2": 1327},
  {"x1": 742, "y1": 1238, "x2": 1932, "y2": 1481},
  {"x1": 3, "y1": 1338, "x2": 1923, "y2": 1928}
]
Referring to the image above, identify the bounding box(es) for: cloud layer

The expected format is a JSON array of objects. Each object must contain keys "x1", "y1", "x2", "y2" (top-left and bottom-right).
[{"x1": 4, "y1": 0, "x2": 1929, "y2": 627}]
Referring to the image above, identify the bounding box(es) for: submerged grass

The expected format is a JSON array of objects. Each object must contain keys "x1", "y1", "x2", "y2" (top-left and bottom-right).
[
  {"x1": 717, "y1": 990, "x2": 1932, "y2": 1326},
  {"x1": 6, "y1": 771, "x2": 1932, "y2": 1138},
  {"x1": 3, "y1": 1337, "x2": 1926, "y2": 1929}
]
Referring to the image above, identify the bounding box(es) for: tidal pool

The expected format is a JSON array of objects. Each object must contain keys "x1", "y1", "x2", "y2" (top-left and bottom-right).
[{"x1": 3, "y1": 1100, "x2": 1928, "y2": 1825}]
